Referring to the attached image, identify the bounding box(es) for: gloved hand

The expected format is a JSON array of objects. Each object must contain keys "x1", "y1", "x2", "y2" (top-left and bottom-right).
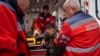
[{"x1": 33, "y1": 29, "x2": 41, "y2": 37}]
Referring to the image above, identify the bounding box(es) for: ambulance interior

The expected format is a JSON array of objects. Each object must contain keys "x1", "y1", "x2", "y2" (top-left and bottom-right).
[
  {"x1": 24, "y1": 0, "x2": 65, "y2": 33},
  {"x1": 24, "y1": 0, "x2": 66, "y2": 55},
  {"x1": 24, "y1": 0, "x2": 100, "y2": 55}
]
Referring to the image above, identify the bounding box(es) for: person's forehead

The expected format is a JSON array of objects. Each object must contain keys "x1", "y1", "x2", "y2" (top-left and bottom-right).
[
  {"x1": 63, "y1": 0, "x2": 72, "y2": 9},
  {"x1": 63, "y1": 4, "x2": 69, "y2": 10}
]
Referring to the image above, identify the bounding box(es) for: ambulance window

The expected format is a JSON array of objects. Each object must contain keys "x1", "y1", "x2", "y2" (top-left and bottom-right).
[{"x1": 96, "y1": 0, "x2": 100, "y2": 19}]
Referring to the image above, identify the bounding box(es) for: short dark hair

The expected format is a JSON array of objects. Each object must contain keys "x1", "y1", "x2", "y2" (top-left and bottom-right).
[
  {"x1": 46, "y1": 24, "x2": 55, "y2": 29},
  {"x1": 43, "y1": 5, "x2": 49, "y2": 9}
]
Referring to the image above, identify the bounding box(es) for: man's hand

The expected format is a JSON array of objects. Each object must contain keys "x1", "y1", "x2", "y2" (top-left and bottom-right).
[
  {"x1": 33, "y1": 29, "x2": 42, "y2": 37},
  {"x1": 41, "y1": 39, "x2": 46, "y2": 45}
]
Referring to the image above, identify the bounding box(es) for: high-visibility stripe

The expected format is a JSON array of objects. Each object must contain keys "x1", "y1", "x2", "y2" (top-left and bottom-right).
[
  {"x1": 59, "y1": 39, "x2": 63, "y2": 43},
  {"x1": 66, "y1": 11, "x2": 92, "y2": 25},
  {"x1": 64, "y1": 41, "x2": 67, "y2": 44},
  {"x1": 58, "y1": 34, "x2": 70, "y2": 44},
  {"x1": 59, "y1": 39, "x2": 67, "y2": 44},
  {"x1": 41, "y1": 23, "x2": 44, "y2": 27},
  {"x1": 61, "y1": 34, "x2": 70, "y2": 41},
  {"x1": 57, "y1": 33, "x2": 70, "y2": 41},
  {"x1": 56, "y1": 33, "x2": 62, "y2": 38},
  {"x1": 66, "y1": 43, "x2": 100, "y2": 53},
  {"x1": 70, "y1": 17, "x2": 95, "y2": 29}
]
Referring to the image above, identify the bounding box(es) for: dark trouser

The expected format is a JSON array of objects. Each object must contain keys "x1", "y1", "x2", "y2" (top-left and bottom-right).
[
  {"x1": 54, "y1": 45, "x2": 65, "y2": 56},
  {"x1": 44, "y1": 41, "x2": 65, "y2": 56}
]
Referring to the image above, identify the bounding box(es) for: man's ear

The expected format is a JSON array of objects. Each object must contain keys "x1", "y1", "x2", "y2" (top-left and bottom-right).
[
  {"x1": 71, "y1": 7, "x2": 77, "y2": 15},
  {"x1": 72, "y1": 7, "x2": 77, "y2": 12}
]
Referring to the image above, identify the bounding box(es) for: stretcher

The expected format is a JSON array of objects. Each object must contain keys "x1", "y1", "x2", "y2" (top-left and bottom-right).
[
  {"x1": 30, "y1": 49, "x2": 47, "y2": 56},
  {"x1": 29, "y1": 45, "x2": 47, "y2": 56}
]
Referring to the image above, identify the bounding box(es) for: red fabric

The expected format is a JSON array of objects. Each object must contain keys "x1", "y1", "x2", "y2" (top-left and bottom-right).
[
  {"x1": 64, "y1": 48, "x2": 100, "y2": 56},
  {"x1": 31, "y1": 51, "x2": 47, "y2": 55},
  {"x1": 18, "y1": 31, "x2": 30, "y2": 56},
  {"x1": 0, "y1": 3, "x2": 30, "y2": 56},
  {"x1": 54, "y1": 20, "x2": 100, "y2": 56},
  {"x1": 36, "y1": 15, "x2": 55, "y2": 32},
  {"x1": 54, "y1": 22, "x2": 72, "y2": 46}
]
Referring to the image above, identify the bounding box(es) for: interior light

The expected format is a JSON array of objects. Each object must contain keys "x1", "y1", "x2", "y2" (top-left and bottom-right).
[{"x1": 37, "y1": 0, "x2": 39, "y2": 3}]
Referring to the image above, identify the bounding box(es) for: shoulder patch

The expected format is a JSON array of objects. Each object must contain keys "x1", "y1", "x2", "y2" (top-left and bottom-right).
[{"x1": 40, "y1": 17, "x2": 43, "y2": 19}]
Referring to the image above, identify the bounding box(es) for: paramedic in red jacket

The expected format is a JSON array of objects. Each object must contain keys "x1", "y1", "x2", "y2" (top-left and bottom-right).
[
  {"x1": 0, "y1": 0, "x2": 30, "y2": 56},
  {"x1": 36, "y1": 5, "x2": 55, "y2": 33},
  {"x1": 46, "y1": 0, "x2": 100, "y2": 56}
]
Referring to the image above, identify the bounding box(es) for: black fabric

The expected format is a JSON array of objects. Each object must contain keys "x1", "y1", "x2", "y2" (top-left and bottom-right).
[
  {"x1": 43, "y1": 5, "x2": 49, "y2": 9},
  {"x1": 54, "y1": 45, "x2": 65, "y2": 56},
  {"x1": 42, "y1": 29, "x2": 65, "y2": 56},
  {"x1": 19, "y1": 53, "x2": 25, "y2": 56},
  {"x1": 0, "y1": 49, "x2": 2, "y2": 53}
]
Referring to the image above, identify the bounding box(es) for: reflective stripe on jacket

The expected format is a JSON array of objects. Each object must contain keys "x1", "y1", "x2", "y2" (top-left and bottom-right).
[
  {"x1": 54, "y1": 11, "x2": 100, "y2": 56},
  {"x1": 0, "y1": 1, "x2": 30, "y2": 56}
]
